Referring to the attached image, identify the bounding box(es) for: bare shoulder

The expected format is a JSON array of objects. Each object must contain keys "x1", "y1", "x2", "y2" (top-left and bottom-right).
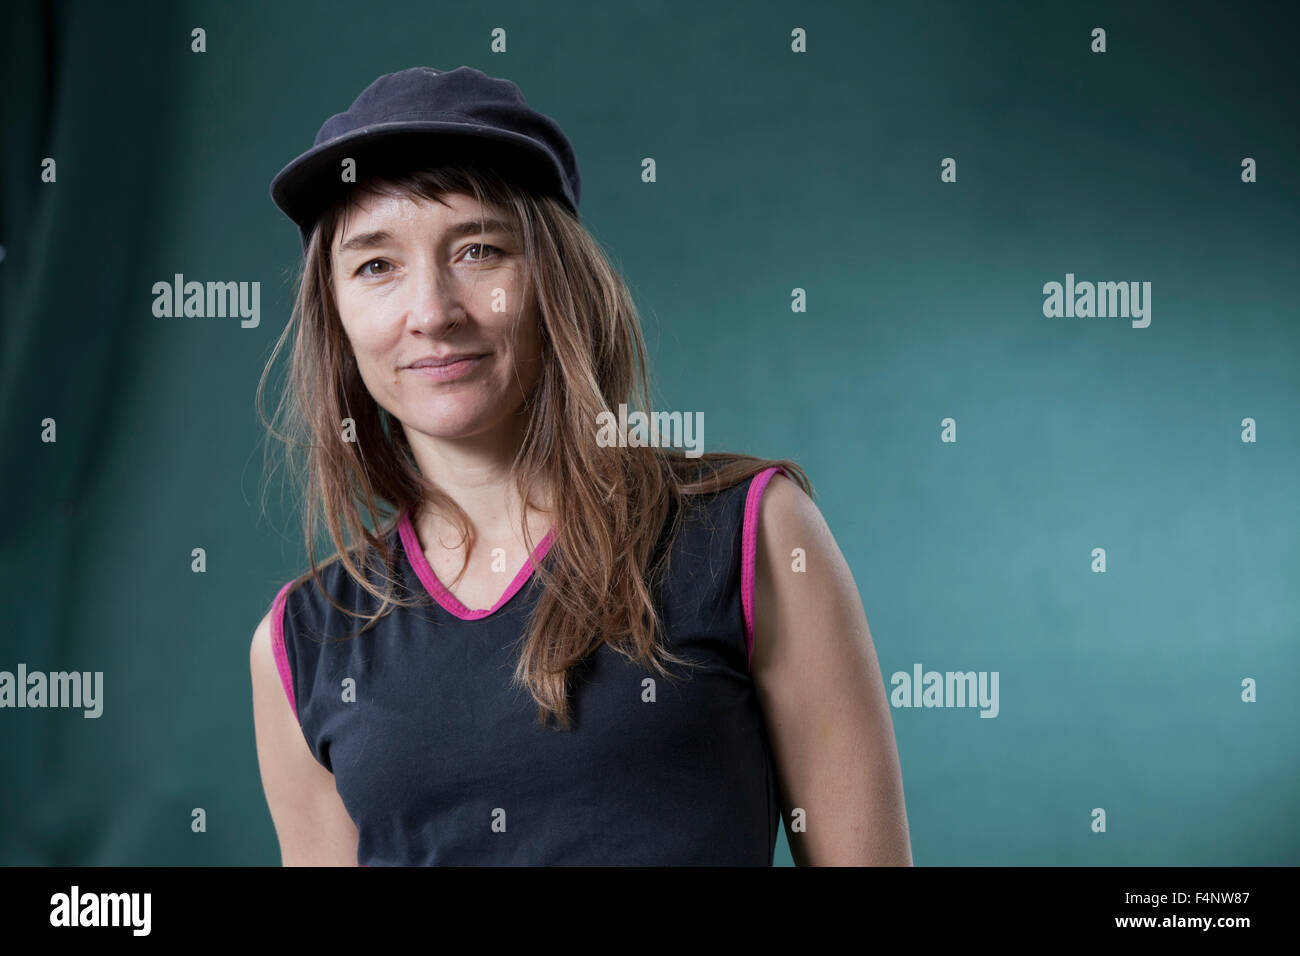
[
  {"x1": 250, "y1": 598, "x2": 289, "y2": 696},
  {"x1": 750, "y1": 470, "x2": 871, "y2": 675},
  {"x1": 752, "y1": 472, "x2": 844, "y2": 592},
  {"x1": 748, "y1": 472, "x2": 913, "y2": 864},
  {"x1": 250, "y1": 605, "x2": 275, "y2": 667},
  {"x1": 755, "y1": 471, "x2": 827, "y2": 541},
  {"x1": 249, "y1": 601, "x2": 294, "y2": 755},
  {"x1": 249, "y1": 593, "x2": 360, "y2": 865}
]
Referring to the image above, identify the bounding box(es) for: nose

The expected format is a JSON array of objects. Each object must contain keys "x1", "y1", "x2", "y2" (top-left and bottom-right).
[{"x1": 406, "y1": 255, "x2": 468, "y2": 334}]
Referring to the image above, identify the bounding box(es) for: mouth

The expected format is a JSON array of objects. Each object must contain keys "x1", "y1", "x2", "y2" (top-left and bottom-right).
[{"x1": 405, "y1": 354, "x2": 488, "y2": 381}]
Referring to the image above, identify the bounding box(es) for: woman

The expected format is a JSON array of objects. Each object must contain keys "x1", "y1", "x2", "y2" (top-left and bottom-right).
[{"x1": 250, "y1": 66, "x2": 911, "y2": 866}]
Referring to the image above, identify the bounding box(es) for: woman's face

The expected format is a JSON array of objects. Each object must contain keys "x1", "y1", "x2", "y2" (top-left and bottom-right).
[{"x1": 330, "y1": 189, "x2": 542, "y2": 446}]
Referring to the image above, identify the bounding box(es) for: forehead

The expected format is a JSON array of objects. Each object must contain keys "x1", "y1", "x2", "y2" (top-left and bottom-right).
[
  {"x1": 340, "y1": 189, "x2": 478, "y2": 230},
  {"x1": 335, "y1": 191, "x2": 522, "y2": 260}
]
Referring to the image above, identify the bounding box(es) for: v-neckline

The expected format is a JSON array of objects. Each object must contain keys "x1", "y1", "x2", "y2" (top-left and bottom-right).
[{"x1": 396, "y1": 509, "x2": 556, "y2": 621}]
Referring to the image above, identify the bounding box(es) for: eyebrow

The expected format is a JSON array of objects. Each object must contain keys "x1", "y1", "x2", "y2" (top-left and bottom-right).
[{"x1": 336, "y1": 219, "x2": 515, "y2": 256}]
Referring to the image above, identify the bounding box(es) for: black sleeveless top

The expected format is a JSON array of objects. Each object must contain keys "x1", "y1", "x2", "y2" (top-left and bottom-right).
[{"x1": 268, "y1": 465, "x2": 787, "y2": 865}]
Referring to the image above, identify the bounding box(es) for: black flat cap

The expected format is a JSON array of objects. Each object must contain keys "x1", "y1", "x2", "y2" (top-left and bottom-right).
[{"x1": 270, "y1": 66, "x2": 581, "y2": 251}]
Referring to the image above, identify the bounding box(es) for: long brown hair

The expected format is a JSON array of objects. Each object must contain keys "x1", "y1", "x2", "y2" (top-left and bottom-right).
[{"x1": 257, "y1": 161, "x2": 811, "y2": 730}]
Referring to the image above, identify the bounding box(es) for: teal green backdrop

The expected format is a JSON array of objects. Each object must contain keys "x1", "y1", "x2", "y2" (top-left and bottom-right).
[{"x1": 2, "y1": 0, "x2": 1296, "y2": 865}]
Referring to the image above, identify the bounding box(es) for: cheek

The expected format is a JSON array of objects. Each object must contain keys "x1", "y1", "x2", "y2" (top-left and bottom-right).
[
  {"x1": 336, "y1": 307, "x2": 399, "y2": 388},
  {"x1": 336, "y1": 286, "x2": 384, "y2": 346}
]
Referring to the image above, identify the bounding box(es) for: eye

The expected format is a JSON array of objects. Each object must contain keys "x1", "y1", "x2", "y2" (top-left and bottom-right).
[
  {"x1": 355, "y1": 259, "x2": 391, "y2": 277},
  {"x1": 464, "y1": 243, "x2": 503, "y2": 262}
]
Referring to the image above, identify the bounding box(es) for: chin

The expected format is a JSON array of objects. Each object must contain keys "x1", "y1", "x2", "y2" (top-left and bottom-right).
[{"x1": 405, "y1": 408, "x2": 500, "y2": 439}]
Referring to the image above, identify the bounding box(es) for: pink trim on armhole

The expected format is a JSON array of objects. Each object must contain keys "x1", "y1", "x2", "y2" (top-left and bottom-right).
[
  {"x1": 741, "y1": 466, "x2": 787, "y2": 672},
  {"x1": 270, "y1": 580, "x2": 298, "y2": 722}
]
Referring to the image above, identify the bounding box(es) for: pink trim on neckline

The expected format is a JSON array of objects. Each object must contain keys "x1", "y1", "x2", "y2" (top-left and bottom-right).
[
  {"x1": 397, "y1": 510, "x2": 556, "y2": 621},
  {"x1": 741, "y1": 466, "x2": 787, "y2": 672}
]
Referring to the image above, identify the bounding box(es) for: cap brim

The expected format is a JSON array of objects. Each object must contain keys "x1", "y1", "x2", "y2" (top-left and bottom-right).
[{"x1": 269, "y1": 121, "x2": 574, "y2": 241}]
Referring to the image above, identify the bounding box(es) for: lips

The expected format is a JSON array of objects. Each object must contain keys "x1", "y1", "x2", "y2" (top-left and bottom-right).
[
  {"x1": 408, "y1": 353, "x2": 488, "y2": 369},
  {"x1": 405, "y1": 353, "x2": 487, "y2": 382}
]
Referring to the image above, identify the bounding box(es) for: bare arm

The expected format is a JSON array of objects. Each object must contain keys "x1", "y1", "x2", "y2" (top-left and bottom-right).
[
  {"x1": 250, "y1": 608, "x2": 360, "y2": 866},
  {"x1": 750, "y1": 474, "x2": 913, "y2": 866}
]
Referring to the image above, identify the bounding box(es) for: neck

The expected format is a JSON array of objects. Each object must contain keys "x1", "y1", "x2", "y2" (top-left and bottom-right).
[{"x1": 402, "y1": 412, "x2": 552, "y2": 543}]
